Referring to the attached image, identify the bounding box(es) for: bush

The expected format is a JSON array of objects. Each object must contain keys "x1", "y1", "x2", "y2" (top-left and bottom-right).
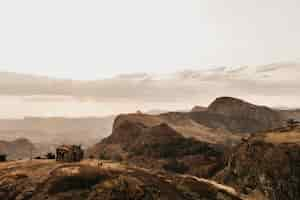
[
  {"x1": 48, "y1": 166, "x2": 107, "y2": 194},
  {"x1": 99, "y1": 152, "x2": 110, "y2": 160},
  {"x1": 46, "y1": 152, "x2": 56, "y2": 159},
  {"x1": 163, "y1": 159, "x2": 189, "y2": 174}
]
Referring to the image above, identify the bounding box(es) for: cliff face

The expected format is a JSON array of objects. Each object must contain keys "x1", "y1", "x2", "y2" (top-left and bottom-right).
[
  {"x1": 216, "y1": 128, "x2": 300, "y2": 200},
  {"x1": 88, "y1": 97, "x2": 288, "y2": 179},
  {"x1": 88, "y1": 115, "x2": 227, "y2": 178}
]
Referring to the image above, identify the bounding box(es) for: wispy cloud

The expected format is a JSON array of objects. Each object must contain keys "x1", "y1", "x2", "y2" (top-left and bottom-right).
[{"x1": 0, "y1": 62, "x2": 299, "y2": 108}]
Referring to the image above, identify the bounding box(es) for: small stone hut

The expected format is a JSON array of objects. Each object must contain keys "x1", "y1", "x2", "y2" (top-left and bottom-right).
[
  {"x1": 0, "y1": 154, "x2": 7, "y2": 162},
  {"x1": 56, "y1": 145, "x2": 84, "y2": 162}
]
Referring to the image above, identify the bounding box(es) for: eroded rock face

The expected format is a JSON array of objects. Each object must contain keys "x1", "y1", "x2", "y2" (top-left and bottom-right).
[
  {"x1": 207, "y1": 97, "x2": 284, "y2": 132},
  {"x1": 88, "y1": 119, "x2": 226, "y2": 178},
  {"x1": 216, "y1": 130, "x2": 300, "y2": 200}
]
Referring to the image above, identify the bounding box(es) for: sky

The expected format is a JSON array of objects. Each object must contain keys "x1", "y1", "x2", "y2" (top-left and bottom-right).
[{"x1": 0, "y1": 0, "x2": 300, "y2": 80}]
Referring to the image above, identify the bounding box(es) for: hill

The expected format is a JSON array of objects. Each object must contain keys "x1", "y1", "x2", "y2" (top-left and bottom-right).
[
  {"x1": 206, "y1": 97, "x2": 284, "y2": 132},
  {"x1": 215, "y1": 126, "x2": 300, "y2": 200},
  {"x1": 0, "y1": 159, "x2": 244, "y2": 200},
  {"x1": 88, "y1": 97, "x2": 286, "y2": 178}
]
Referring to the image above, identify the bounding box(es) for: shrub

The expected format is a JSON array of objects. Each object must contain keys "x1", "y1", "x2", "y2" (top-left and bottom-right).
[
  {"x1": 48, "y1": 166, "x2": 107, "y2": 194},
  {"x1": 46, "y1": 152, "x2": 55, "y2": 159},
  {"x1": 99, "y1": 152, "x2": 110, "y2": 160},
  {"x1": 163, "y1": 159, "x2": 189, "y2": 174}
]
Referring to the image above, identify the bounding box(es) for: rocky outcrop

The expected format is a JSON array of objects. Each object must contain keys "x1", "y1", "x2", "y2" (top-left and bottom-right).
[
  {"x1": 87, "y1": 116, "x2": 227, "y2": 178},
  {"x1": 206, "y1": 97, "x2": 284, "y2": 133},
  {"x1": 216, "y1": 128, "x2": 300, "y2": 200},
  {"x1": 88, "y1": 96, "x2": 289, "y2": 181}
]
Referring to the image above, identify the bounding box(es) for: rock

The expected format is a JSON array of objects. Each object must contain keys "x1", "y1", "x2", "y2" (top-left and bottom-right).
[{"x1": 216, "y1": 129, "x2": 300, "y2": 200}]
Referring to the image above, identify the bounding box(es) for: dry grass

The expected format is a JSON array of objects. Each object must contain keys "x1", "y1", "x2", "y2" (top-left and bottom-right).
[
  {"x1": 48, "y1": 165, "x2": 108, "y2": 194},
  {"x1": 264, "y1": 131, "x2": 300, "y2": 144}
]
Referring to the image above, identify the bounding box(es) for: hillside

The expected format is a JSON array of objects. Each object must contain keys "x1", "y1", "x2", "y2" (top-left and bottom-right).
[
  {"x1": 88, "y1": 97, "x2": 286, "y2": 178},
  {"x1": 0, "y1": 159, "x2": 245, "y2": 200},
  {"x1": 215, "y1": 126, "x2": 300, "y2": 200}
]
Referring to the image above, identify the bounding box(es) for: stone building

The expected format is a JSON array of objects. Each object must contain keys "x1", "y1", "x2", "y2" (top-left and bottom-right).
[{"x1": 56, "y1": 145, "x2": 84, "y2": 162}]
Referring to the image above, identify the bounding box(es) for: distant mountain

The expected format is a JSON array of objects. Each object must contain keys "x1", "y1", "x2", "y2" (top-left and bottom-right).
[
  {"x1": 278, "y1": 109, "x2": 300, "y2": 121},
  {"x1": 0, "y1": 116, "x2": 115, "y2": 148},
  {"x1": 0, "y1": 138, "x2": 35, "y2": 159}
]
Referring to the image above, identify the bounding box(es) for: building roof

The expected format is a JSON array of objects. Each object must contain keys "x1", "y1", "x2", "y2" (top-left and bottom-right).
[{"x1": 57, "y1": 145, "x2": 81, "y2": 152}]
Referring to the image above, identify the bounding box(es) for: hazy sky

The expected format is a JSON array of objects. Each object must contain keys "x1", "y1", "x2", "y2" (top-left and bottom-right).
[{"x1": 0, "y1": 0, "x2": 299, "y2": 80}]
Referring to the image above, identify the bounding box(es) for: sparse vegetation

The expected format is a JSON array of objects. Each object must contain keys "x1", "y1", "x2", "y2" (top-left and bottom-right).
[
  {"x1": 132, "y1": 137, "x2": 223, "y2": 159},
  {"x1": 163, "y1": 159, "x2": 189, "y2": 174},
  {"x1": 99, "y1": 152, "x2": 110, "y2": 160},
  {"x1": 48, "y1": 166, "x2": 107, "y2": 194}
]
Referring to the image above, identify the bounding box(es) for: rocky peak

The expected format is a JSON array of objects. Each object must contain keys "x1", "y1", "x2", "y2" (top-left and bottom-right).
[{"x1": 208, "y1": 97, "x2": 284, "y2": 131}]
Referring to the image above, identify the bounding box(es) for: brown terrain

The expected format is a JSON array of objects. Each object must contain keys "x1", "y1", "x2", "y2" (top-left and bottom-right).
[
  {"x1": 0, "y1": 159, "x2": 244, "y2": 200},
  {"x1": 215, "y1": 127, "x2": 300, "y2": 200},
  {"x1": 87, "y1": 97, "x2": 290, "y2": 178},
  {"x1": 1, "y1": 96, "x2": 300, "y2": 200}
]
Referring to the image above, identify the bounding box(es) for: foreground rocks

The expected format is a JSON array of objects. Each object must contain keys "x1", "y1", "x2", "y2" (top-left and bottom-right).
[
  {"x1": 216, "y1": 128, "x2": 300, "y2": 200},
  {"x1": 0, "y1": 160, "x2": 244, "y2": 200}
]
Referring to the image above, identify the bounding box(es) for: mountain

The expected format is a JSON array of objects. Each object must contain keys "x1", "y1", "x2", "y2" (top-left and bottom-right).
[
  {"x1": 87, "y1": 96, "x2": 286, "y2": 178},
  {"x1": 0, "y1": 116, "x2": 115, "y2": 150},
  {"x1": 0, "y1": 138, "x2": 35, "y2": 159},
  {"x1": 207, "y1": 97, "x2": 284, "y2": 132},
  {"x1": 87, "y1": 115, "x2": 228, "y2": 178}
]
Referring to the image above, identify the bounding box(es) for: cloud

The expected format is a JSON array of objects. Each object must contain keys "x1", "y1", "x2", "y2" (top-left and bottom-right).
[{"x1": 0, "y1": 62, "x2": 299, "y2": 107}]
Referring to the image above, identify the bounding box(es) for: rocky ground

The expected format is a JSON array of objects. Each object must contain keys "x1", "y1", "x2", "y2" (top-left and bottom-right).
[
  {"x1": 0, "y1": 159, "x2": 246, "y2": 200},
  {"x1": 215, "y1": 127, "x2": 300, "y2": 200},
  {"x1": 1, "y1": 97, "x2": 300, "y2": 200}
]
